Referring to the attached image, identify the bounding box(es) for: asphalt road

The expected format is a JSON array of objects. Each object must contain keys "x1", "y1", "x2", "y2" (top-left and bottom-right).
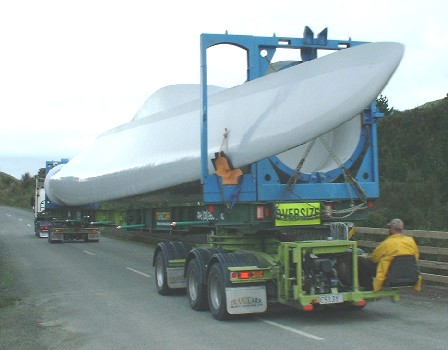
[{"x1": 1, "y1": 206, "x2": 447, "y2": 350}]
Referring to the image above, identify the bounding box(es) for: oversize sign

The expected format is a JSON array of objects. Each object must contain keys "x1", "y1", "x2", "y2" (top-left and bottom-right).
[{"x1": 275, "y1": 202, "x2": 321, "y2": 226}]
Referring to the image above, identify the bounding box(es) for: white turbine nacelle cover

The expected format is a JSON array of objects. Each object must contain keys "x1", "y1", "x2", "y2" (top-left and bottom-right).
[{"x1": 45, "y1": 42, "x2": 404, "y2": 206}]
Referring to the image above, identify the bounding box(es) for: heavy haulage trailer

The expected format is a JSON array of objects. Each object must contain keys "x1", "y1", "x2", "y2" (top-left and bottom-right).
[
  {"x1": 47, "y1": 218, "x2": 100, "y2": 243},
  {"x1": 151, "y1": 28, "x2": 403, "y2": 320},
  {"x1": 33, "y1": 159, "x2": 101, "y2": 243}
]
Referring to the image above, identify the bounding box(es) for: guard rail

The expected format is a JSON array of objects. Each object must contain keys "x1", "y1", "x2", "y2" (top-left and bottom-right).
[{"x1": 356, "y1": 227, "x2": 448, "y2": 285}]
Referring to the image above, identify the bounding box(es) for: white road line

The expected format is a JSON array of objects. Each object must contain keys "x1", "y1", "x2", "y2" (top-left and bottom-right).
[
  {"x1": 18, "y1": 218, "x2": 23, "y2": 221},
  {"x1": 83, "y1": 250, "x2": 95, "y2": 256},
  {"x1": 6, "y1": 214, "x2": 12, "y2": 217},
  {"x1": 259, "y1": 318, "x2": 324, "y2": 341},
  {"x1": 27, "y1": 224, "x2": 31, "y2": 227},
  {"x1": 126, "y1": 267, "x2": 151, "y2": 278}
]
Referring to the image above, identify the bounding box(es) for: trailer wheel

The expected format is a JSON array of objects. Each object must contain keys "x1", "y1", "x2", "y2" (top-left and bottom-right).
[
  {"x1": 186, "y1": 258, "x2": 208, "y2": 311},
  {"x1": 207, "y1": 263, "x2": 229, "y2": 320},
  {"x1": 155, "y1": 251, "x2": 171, "y2": 295}
]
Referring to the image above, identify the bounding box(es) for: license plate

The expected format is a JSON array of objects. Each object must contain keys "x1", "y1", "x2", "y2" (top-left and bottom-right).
[{"x1": 319, "y1": 293, "x2": 343, "y2": 304}]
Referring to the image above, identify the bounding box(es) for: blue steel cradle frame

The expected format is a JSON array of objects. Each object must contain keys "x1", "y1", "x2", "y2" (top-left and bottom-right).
[{"x1": 200, "y1": 27, "x2": 383, "y2": 205}]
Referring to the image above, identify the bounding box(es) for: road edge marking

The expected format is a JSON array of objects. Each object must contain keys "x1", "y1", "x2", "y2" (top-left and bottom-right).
[
  {"x1": 259, "y1": 318, "x2": 324, "y2": 341},
  {"x1": 126, "y1": 267, "x2": 151, "y2": 278}
]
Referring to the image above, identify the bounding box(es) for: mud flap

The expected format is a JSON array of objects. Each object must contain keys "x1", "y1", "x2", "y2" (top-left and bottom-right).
[
  {"x1": 87, "y1": 233, "x2": 100, "y2": 240},
  {"x1": 225, "y1": 286, "x2": 267, "y2": 315},
  {"x1": 166, "y1": 267, "x2": 187, "y2": 288}
]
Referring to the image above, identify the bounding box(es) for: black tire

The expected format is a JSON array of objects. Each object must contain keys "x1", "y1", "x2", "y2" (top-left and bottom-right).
[
  {"x1": 207, "y1": 263, "x2": 229, "y2": 320},
  {"x1": 186, "y1": 259, "x2": 208, "y2": 311},
  {"x1": 155, "y1": 251, "x2": 171, "y2": 295}
]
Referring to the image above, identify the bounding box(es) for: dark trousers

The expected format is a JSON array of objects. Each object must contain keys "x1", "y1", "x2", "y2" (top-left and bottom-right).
[{"x1": 358, "y1": 256, "x2": 377, "y2": 290}]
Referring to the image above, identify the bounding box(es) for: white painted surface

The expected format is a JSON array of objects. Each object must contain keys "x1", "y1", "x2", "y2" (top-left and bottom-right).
[{"x1": 45, "y1": 42, "x2": 404, "y2": 206}]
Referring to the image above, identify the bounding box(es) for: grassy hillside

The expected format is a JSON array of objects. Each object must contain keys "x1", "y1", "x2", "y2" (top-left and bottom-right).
[
  {"x1": 364, "y1": 97, "x2": 448, "y2": 230},
  {"x1": 0, "y1": 172, "x2": 34, "y2": 209}
]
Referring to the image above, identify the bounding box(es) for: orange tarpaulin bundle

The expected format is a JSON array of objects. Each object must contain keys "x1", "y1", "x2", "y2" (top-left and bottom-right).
[{"x1": 214, "y1": 153, "x2": 243, "y2": 185}]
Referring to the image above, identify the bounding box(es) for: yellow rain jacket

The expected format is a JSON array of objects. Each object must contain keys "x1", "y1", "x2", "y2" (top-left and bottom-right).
[{"x1": 370, "y1": 233, "x2": 422, "y2": 292}]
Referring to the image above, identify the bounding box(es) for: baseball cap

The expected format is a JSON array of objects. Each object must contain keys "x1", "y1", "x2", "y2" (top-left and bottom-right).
[{"x1": 388, "y1": 218, "x2": 404, "y2": 230}]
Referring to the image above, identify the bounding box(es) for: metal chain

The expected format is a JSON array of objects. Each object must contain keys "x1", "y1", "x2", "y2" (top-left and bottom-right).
[
  {"x1": 318, "y1": 136, "x2": 368, "y2": 218},
  {"x1": 279, "y1": 138, "x2": 317, "y2": 202},
  {"x1": 275, "y1": 138, "x2": 321, "y2": 220}
]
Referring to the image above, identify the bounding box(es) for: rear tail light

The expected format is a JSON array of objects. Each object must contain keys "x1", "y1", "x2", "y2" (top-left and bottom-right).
[
  {"x1": 324, "y1": 202, "x2": 333, "y2": 217},
  {"x1": 239, "y1": 271, "x2": 250, "y2": 279},
  {"x1": 256, "y1": 206, "x2": 270, "y2": 220},
  {"x1": 256, "y1": 206, "x2": 264, "y2": 220},
  {"x1": 230, "y1": 270, "x2": 265, "y2": 281},
  {"x1": 354, "y1": 300, "x2": 366, "y2": 307},
  {"x1": 303, "y1": 304, "x2": 314, "y2": 311}
]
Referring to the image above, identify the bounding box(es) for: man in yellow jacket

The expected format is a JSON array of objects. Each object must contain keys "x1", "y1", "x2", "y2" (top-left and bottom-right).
[{"x1": 358, "y1": 218, "x2": 422, "y2": 292}]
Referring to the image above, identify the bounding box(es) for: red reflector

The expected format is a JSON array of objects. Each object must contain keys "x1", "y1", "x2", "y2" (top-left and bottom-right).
[
  {"x1": 230, "y1": 272, "x2": 238, "y2": 279},
  {"x1": 251, "y1": 271, "x2": 264, "y2": 278},
  {"x1": 367, "y1": 200, "x2": 375, "y2": 209},
  {"x1": 264, "y1": 208, "x2": 270, "y2": 217},
  {"x1": 303, "y1": 304, "x2": 314, "y2": 311},
  {"x1": 239, "y1": 272, "x2": 250, "y2": 279},
  {"x1": 54, "y1": 229, "x2": 61, "y2": 233}
]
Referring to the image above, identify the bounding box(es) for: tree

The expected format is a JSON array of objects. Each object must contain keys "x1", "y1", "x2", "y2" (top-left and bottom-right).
[
  {"x1": 376, "y1": 95, "x2": 394, "y2": 116},
  {"x1": 21, "y1": 172, "x2": 32, "y2": 182}
]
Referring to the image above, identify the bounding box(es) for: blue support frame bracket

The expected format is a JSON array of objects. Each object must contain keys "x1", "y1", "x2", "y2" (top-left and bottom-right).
[{"x1": 200, "y1": 27, "x2": 378, "y2": 205}]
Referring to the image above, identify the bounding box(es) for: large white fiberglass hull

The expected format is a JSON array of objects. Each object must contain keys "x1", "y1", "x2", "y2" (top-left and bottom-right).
[{"x1": 45, "y1": 42, "x2": 404, "y2": 206}]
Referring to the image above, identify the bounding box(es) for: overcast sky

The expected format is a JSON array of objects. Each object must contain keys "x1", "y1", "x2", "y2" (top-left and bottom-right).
[{"x1": 1, "y1": 0, "x2": 447, "y2": 179}]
